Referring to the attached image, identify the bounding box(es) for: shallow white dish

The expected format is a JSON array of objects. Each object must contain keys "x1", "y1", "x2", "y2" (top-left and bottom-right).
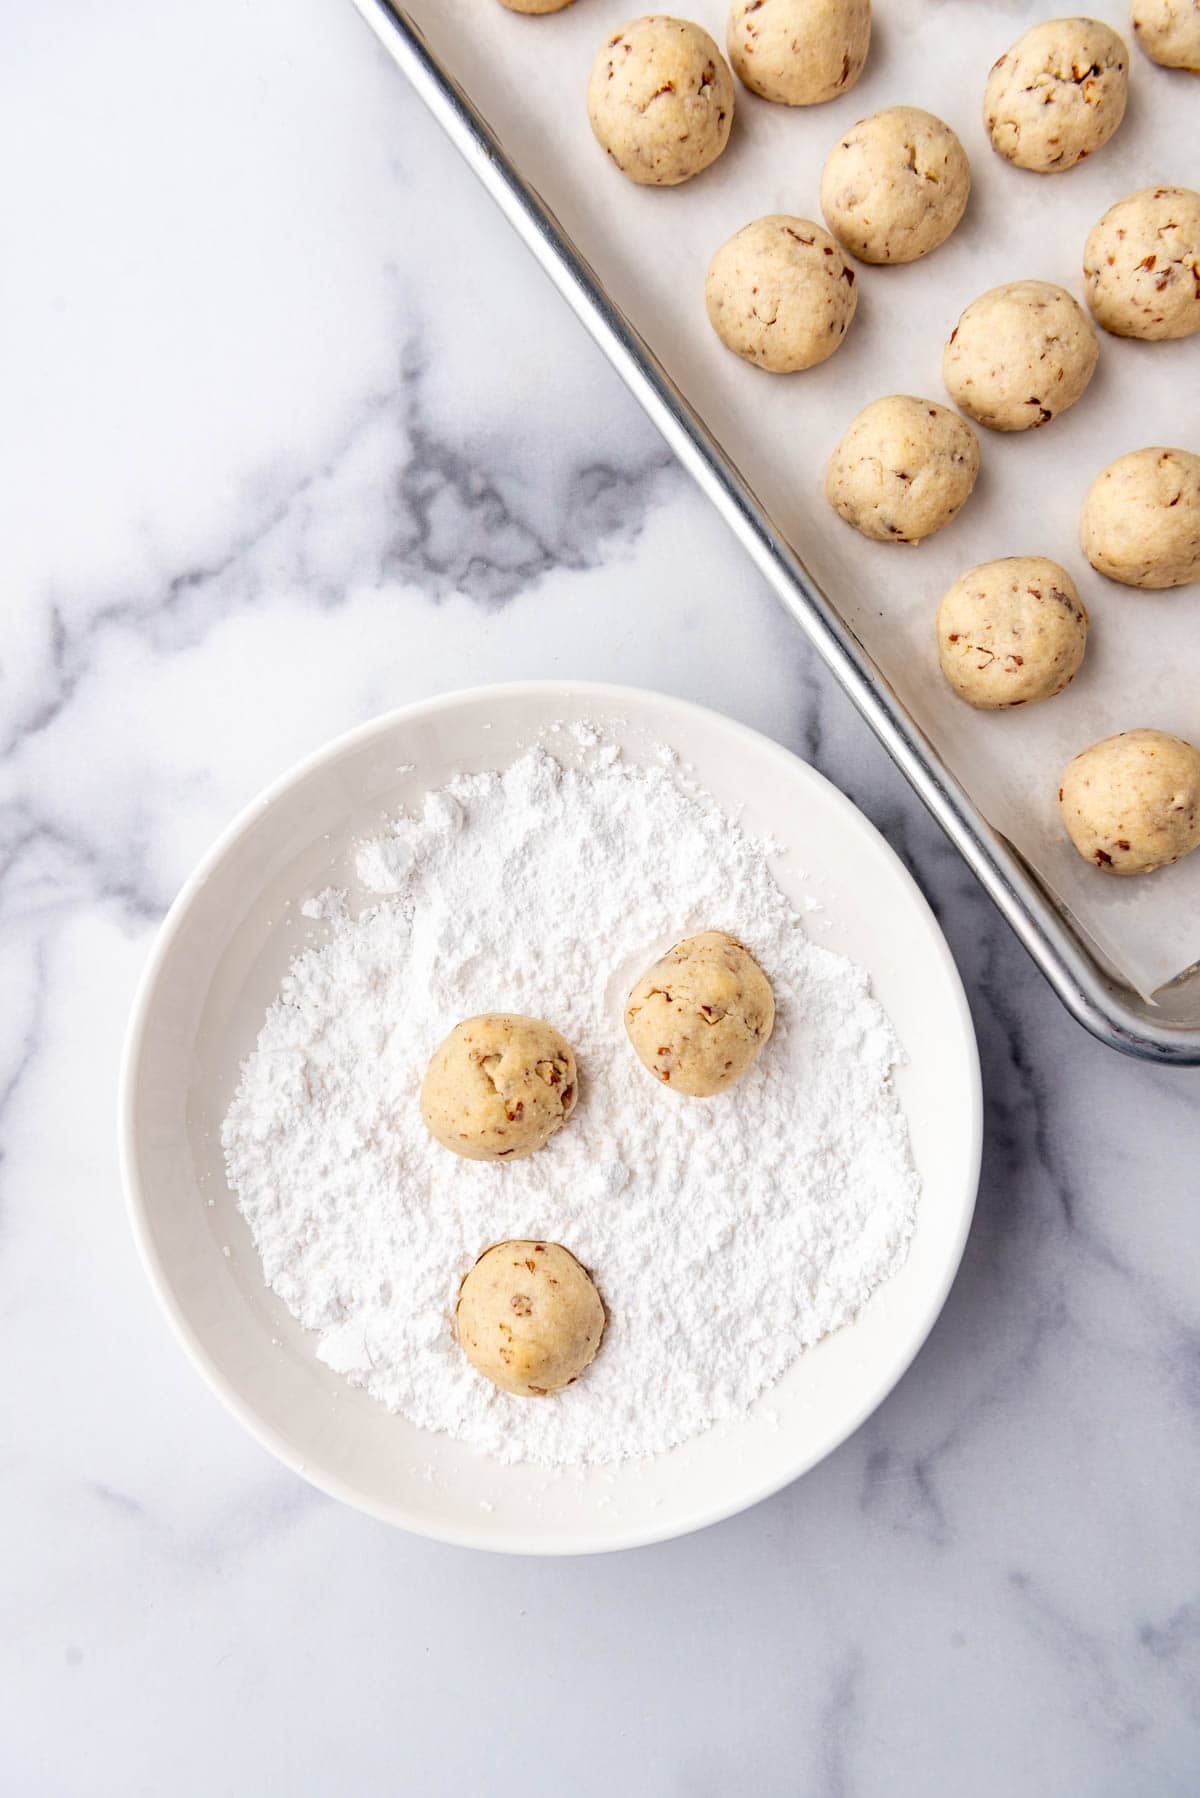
[{"x1": 120, "y1": 682, "x2": 981, "y2": 1553}]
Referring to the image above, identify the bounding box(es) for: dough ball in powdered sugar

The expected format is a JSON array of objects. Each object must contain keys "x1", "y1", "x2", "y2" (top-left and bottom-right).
[
  {"x1": 1132, "y1": 0, "x2": 1200, "y2": 69},
  {"x1": 456, "y1": 1240, "x2": 605, "y2": 1397},
  {"x1": 222, "y1": 739, "x2": 920, "y2": 1467},
  {"x1": 819, "y1": 106, "x2": 970, "y2": 265},
  {"x1": 1084, "y1": 187, "x2": 1200, "y2": 342},
  {"x1": 625, "y1": 930, "x2": 775, "y2": 1096},
  {"x1": 983, "y1": 16, "x2": 1129, "y2": 173},
  {"x1": 943, "y1": 281, "x2": 1098, "y2": 432},
  {"x1": 705, "y1": 215, "x2": 858, "y2": 372},
  {"x1": 727, "y1": 0, "x2": 871, "y2": 106},
  {"x1": 826, "y1": 396, "x2": 980, "y2": 545},
  {"x1": 587, "y1": 16, "x2": 736, "y2": 186},
  {"x1": 420, "y1": 1014, "x2": 577, "y2": 1161}
]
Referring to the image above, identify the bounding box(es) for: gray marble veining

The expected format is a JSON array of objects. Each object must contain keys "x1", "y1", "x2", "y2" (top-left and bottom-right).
[{"x1": 4, "y1": 2, "x2": 1199, "y2": 1794}]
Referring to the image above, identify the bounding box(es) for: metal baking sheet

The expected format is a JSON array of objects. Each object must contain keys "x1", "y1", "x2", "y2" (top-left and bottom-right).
[{"x1": 350, "y1": 0, "x2": 1200, "y2": 1062}]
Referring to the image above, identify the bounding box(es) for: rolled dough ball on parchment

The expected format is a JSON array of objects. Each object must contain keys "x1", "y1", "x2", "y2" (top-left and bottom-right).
[
  {"x1": 727, "y1": 0, "x2": 871, "y2": 106},
  {"x1": 587, "y1": 16, "x2": 735, "y2": 186},
  {"x1": 1080, "y1": 447, "x2": 1200, "y2": 587},
  {"x1": 1083, "y1": 186, "x2": 1200, "y2": 341},
  {"x1": 984, "y1": 16, "x2": 1129, "y2": 172},
  {"x1": 819, "y1": 106, "x2": 970, "y2": 264},
  {"x1": 936, "y1": 557, "x2": 1089, "y2": 708},
  {"x1": 943, "y1": 281, "x2": 1098, "y2": 432},
  {"x1": 1132, "y1": 0, "x2": 1200, "y2": 69},
  {"x1": 456, "y1": 1241, "x2": 605, "y2": 1397},
  {"x1": 705, "y1": 215, "x2": 858, "y2": 371},
  {"x1": 625, "y1": 930, "x2": 774, "y2": 1096},
  {"x1": 498, "y1": 0, "x2": 576, "y2": 12},
  {"x1": 420, "y1": 1014, "x2": 577, "y2": 1161},
  {"x1": 825, "y1": 396, "x2": 981, "y2": 544},
  {"x1": 1059, "y1": 729, "x2": 1200, "y2": 874}
]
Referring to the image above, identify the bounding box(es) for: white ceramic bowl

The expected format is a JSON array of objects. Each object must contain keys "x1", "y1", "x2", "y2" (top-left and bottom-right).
[{"x1": 120, "y1": 683, "x2": 981, "y2": 1553}]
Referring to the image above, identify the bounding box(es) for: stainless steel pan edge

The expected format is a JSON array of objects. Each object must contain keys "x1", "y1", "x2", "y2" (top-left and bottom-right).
[{"x1": 349, "y1": 0, "x2": 1200, "y2": 1066}]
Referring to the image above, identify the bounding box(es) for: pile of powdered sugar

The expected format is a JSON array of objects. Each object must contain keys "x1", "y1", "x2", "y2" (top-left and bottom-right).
[{"x1": 221, "y1": 726, "x2": 919, "y2": 1468}]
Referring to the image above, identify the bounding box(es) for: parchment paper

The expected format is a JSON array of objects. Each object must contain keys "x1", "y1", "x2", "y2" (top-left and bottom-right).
[{"x1": 408, "y1": 0, "x2": 1199, "y2": 997}]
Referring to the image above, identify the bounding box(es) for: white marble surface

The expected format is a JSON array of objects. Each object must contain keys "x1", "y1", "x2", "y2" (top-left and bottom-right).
[{"x1": 5, "y1": 3, "x2": 1199, "y2": 1792}]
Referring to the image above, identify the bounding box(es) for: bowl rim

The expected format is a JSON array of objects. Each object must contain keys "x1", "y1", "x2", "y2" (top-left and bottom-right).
[{"x1": 119, "y1": 679, "x2": 982, "y2": 1554}]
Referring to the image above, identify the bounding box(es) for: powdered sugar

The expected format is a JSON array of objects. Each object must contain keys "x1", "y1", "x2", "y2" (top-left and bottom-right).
[{"x1": 221, "y1": 731, "x2": 919, "y2": 1467}]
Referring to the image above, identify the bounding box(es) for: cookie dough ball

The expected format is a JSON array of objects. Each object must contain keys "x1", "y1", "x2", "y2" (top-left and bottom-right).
[
  {"x1": 1084, "y1": 187, "x2": 1200, "y2": 341},
  {"x1": 825, "y1": 396, "x2": 980, "y2": 544},
  {"x1": 456, "y1": 1241, "x2": 605, "y2": 1397},
  {"x1": 625, "y1": 930, "x2": 774, "y2": 1096},
  {"x1": 705, "y1": 216, "x2": 858, "y2": 371},
  {"x1": 984, "y1": 17, "x2": 1129, "y2": 172},
  {"x1": 727, "y1": 0, "x2": 871, "y2": 106},
  {"x1": 943, "y1": 281, "x2": 1098, "y2": 432},
  {"x1": 587, "y1": 16, "x2": 735, "y2": 186},
  {"x1": 1080, "y1": 447, "x2": 1200, "y2": 588},
  {"x1": 420, "y1": 1015, "x2": 577, "y2": 1161},
  {"x1": 819, "y1": 106, "x2": 970, "y2": 264},
  {"x1": 498, "y1": 0, "x2": 575, "y2": 12},
  {"x1": 1059, "y1": 730, "x2": 1200, "y2": 874},
  {"x1": 937, "y1": 557, "x2": 1089, "y2": 709},
  {"x1": 1132, "y1": 0, "x2": 1200, "y2": 68}
]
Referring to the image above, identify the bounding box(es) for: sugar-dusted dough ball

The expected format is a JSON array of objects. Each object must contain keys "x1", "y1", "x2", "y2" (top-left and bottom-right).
[
  {"x1": 1132, "y1": 0, "x2": 1200, "y2": 68},
  {"x1": 625, "y1": 930, "x2": 774, "y2": 1097},
  {"x1": 727, "y1": 0, "x2": 871, "y2": 106},
  {"x1": 1080, "y1": 447, "x2": 1200, "y2": 588},
  {"x1": 825, "y1": 395, "x2": 980, "y2": 544},
  {"x1": 943, "y1": 281, "x2": 1099, "y2": 432},
  {"x1": 937, "y1": 557, "x2": 1089, "y2": 709},
  {"x1": 984, "y1": 16, "x2": 1129, "y2": 172},
  {"x1": 1084, "y1": 187, "x2": 1200, "y2": 341},
  {"x1": 587, "y1": 16, "x2": 735, "y2": 186},
  {"x1": 498, "y1": 0, "x2": 576, "y2": 12},
  {"x1": 819, "y1": 106, "x2": 970, "y2": 264},
  {"x1": 456, "y1": 1241, "x2": 605, "y2": 1397},
  {"x1": 705, "y1": 215, "x2": 858, "y2": 372},
  {"x1": 1059, "y1": 730, "x2": 1200, "y2": 874},
  {"x1": 420, "y1": 1014, "x2": 577, "y2": 1161}
]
